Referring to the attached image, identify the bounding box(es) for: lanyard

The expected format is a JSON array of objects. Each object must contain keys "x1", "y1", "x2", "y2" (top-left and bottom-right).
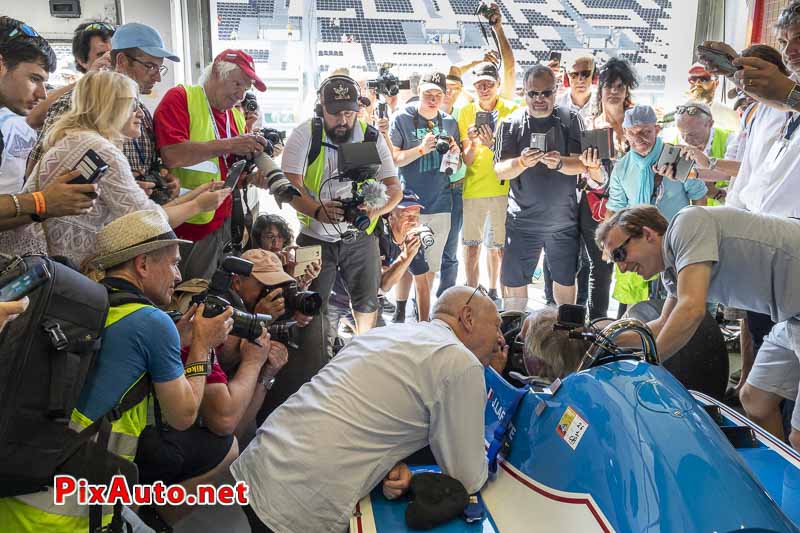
[
  {"x1": 202, "y1": 87, "x2": 232, "y2": 164},
  {"x1": 777, "y1": 112, "x2": 800, "y2": 156}
]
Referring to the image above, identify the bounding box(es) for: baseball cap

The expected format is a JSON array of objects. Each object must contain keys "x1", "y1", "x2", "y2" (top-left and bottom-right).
[
  {"x1": 419, "y1": 71, "x2": 447, "y2": 94},
  {"x1": 688, "y1": 63, "x2": 714, "y2": 79},
  {"x1": 472, "y1": 62, "x2": 499, "y2": 84},
  {"x1": 446, "y1": 66, "x2": 463, "y2": 84},
  {"x1": 215, "y1": 49, "x2": 266, "y2": 92},
  {"x1": 321, "y1": 76, "x2": 360, "y2": 114},
  {"x1": 396, "y1": 189, "x2": 423, "y2": 210},
  {"x1": 111, "y1": 23, "x2": 180, "y2": 62},
  {"x1": 240, "y1": 249, "x2": 294, "y2": 286},
  {"x1": 622, "y1": 105, "x2": 658, "y2": 128}
]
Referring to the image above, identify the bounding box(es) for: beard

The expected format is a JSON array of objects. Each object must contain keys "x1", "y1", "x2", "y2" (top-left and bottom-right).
[
  {"x1": 325, "y1": 123, "x2": 354, "y2": 144},
  {"x1": 688, "y1": 85, "x2": 715, "y2": 103}
]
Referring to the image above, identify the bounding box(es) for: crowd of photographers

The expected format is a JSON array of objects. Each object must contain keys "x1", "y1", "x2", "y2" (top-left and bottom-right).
[{"x1": 2, "y1": 0, "x2": 800, "y2": 531}]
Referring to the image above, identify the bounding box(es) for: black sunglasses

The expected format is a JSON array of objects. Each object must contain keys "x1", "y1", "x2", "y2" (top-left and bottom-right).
[
  {"x1": 610, "y1": 235, "x2": 633, "y2": 263},
  {"x1": 675, "y1": 105, "x2": 711, "y2": 118},
  {"x1": 569, "y1": 69, "x2": 593, "y2": 79},
  {"x1": 466, "y1": 284, "x2": 490, "y2": 306},
  {"x1": 527, "y1": 89, "x2": 555, "y2": 99}
]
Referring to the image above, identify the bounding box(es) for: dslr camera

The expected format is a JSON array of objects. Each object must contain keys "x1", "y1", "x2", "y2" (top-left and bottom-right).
[
  {"x1": 258, "y1": 127, "x2": 286, "y2": 158},
  {"x1": 192, "y1": 256, "x2": 272, "y2": 343},
  {"x1": 367, "y1": 65, "x2": 411, "y2": 97},
  {"x1": 410, "y1": 225, "x2": 435, "y2": 249},
  {"x1": 435, "y1": 134, "x2": 451, "y2": 155},
  {"x1": 242, "y1": 92, "x2": 258, "y2": 113},
  {"x1": 333, "y1": 143, "x2": 387, "y2": 232},
  {"x1": 262, "y1": 280, "x2": 322, "y2": 320},
  {"x1": 136, "y1": 158, "x2": 172, "y2": 205}
]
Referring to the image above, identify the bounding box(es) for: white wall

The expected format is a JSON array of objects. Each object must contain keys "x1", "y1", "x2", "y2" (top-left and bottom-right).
[
  {"x1": 3, "y1": 0, "x2": 118, "y2": 40},
  {"x1": 725, "y1": 0, "x2": 749, "y2": 52},
  {"x1": 662, "y1": 0, "x2": 700, "y2": 110}
]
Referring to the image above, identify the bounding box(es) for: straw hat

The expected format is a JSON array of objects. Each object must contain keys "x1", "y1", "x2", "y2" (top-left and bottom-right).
[{"x1": 89, "y1": 210, "x2": 190, "y2": 271}]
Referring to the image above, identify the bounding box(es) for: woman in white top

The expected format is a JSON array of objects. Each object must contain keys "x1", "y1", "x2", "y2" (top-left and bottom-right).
[{"x1": 6, "y1": 71, "x2": 229, "y2": 267}]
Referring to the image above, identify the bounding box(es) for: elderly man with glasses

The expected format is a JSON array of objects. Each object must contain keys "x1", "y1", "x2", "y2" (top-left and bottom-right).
[
  {"x1": 494, "y1": 64, "x2": 586, "y2": 310},
  {"x1": 595, "y1": 203, "x2": 800, "y2": 453}
]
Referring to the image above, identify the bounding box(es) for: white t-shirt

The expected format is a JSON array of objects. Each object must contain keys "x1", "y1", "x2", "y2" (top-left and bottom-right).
[
  {"x1": 0, "y1": 108, "x2": 37, "y2": 194},
  {"x1": 281, "y1": 120, "x2": 397, "y2": 242},
  {"x1": 231, "y1": 319, "x2": 489, "y2": 533},
  {"x1": 556, "y1": 90, "x2": 594, "y2": 126},
  {"x1": 727, "y1": 103, "x2": 800, "y2": 217}
]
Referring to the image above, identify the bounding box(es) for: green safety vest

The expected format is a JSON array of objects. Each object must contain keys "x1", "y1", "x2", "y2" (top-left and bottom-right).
[
  {"x1": 0, "y1": 302, "x2": 153, "y2": 532},
  {"x1": 169, "y1": 84, "x2": 246, "y2": 225},
  {"x1": 672, "y1": 128, "x2": 731, "y2": 206},
  {"x1": 297, "y1": 118, "x2": 380, "y2": 235}
]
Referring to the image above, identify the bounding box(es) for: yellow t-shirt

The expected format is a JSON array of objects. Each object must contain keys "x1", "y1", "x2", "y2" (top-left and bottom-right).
[{"x1": 458, "y1": 98, "x2": 520, "y2": 199}]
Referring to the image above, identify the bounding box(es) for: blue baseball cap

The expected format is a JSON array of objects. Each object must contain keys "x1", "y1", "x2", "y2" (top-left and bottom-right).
[
  {"x1": 111, "y1": 23, "x2": 179, "y2": 62},
  {"x1": 622, "y1": 105, "x2": 657, "y2": 128},
  {"x1": 397, "y1": 190, "x2": 423, "y2": 210}
]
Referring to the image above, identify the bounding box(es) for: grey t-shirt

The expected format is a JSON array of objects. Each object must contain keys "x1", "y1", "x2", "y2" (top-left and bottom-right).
[{"x1": 662, "y1": 206, "x2": 800, "y2": 322}]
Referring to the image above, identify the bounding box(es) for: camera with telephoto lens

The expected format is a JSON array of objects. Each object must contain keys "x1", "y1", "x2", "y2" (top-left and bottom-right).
[
  {"x1": 241, "y1": 151, "x2": 301, "y2": 206},
  {"x1": 243, "y1": 92, "x2": 258, "y2": 113},
  {"x1": 268, "y1": 319, "x2": 300, "y2": 349},
  {"x1": 435, "y1": 134, "x2": 451, "y2": 155},
  {"x1": 411, "y1": 225, "x2": 435, "y2": 249},
  {"x1": 136, "y1": 158, "x2": 172, "y2": 205},
  {"x1": 259, "y1": 127, "x2": 286, "y2": 157},
  {"x1": 367, "y1": 65, "x2": 411, "y2": 97},
  {"x1": 263, "y1": 280, "x2": 322, "y2": 319},
  {"x1": 192, "y1": 256, "x2": 272, "y2": 343}
]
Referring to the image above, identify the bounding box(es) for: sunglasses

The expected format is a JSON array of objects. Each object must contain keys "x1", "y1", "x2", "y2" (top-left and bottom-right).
[
  {"x1": 82, "y1": 22, "x2": 115, "y2": 33},
  {"x1": 568, "y1": 70, "x2": 593, "y2": 79},
  {"x1": 126, "y1": 54, "x2": 168, "y2": 76},
  {"x1": 675, "y1": 105, "x2": 711, "y2": 118},
  {"x1": 465, "y1": 284, "x2": 490, "y2": 306},
  {"x1": 688, "y1": 76, "x2": 713, "y2": 84},
  {"x1": 3, "y1": 23, "x2": 39, "y2": 41},
  {"x1": 527, "y1": 89, "x2": 555, "y2": 99},
  {"x1": 610, "y1": 235, "x2": 633, "y2": 263}
]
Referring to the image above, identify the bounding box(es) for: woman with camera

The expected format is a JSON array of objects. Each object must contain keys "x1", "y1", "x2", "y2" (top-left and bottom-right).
[{"x1": 4, "y1": 71, "x2": 229, "y2": 267}]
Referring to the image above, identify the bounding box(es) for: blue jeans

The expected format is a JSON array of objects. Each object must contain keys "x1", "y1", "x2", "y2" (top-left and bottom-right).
[{"x1": 437, "y1": 183, "x2": 463, "y2": 296}]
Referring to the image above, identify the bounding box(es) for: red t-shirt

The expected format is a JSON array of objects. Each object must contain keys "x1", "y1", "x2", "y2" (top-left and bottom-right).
[
  {"x1": 154, "y1": 85, "x2": 240, "y2": 242},
  {"x1": 179, "y1": 346, "x2": 228, "y2": 385}
]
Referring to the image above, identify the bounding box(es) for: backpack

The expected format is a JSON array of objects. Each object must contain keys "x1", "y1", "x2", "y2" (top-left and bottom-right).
[{"x1": 0, "y1": 255, "x2": 151, "y2": 531}]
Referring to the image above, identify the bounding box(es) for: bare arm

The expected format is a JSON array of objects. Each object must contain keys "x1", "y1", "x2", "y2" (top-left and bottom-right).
[
  {"x1": 493, "y1": 24, "x2": 516, "y2": 101},
  {"x1": 200, "y1": 345, "x2": 264, "y2": 436},
  {"x1": 380, "y1": 235, "x2": 422, "y2": 292},
  {"x1": 655, "y1": 263, "x2": 711, "y2": 360}
]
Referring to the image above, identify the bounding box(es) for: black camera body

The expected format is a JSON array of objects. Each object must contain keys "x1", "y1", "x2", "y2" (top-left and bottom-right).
[
  {"x1": 367, "y1": 65, "x2": 411, "y2": 97},
  {"x1": 136, "y1": 158, "x2": 172, "y2": 205},
  {"x1": 243, "y1": 92, "x2": 258, "y2": 113},
  {"x1": 259, "y1": 127, "x2": 286, "y2": 157},
  {"x1": 338, "y1": 193, "x2": 370, "y2": 231},
  {"x1": 262, "y1": 280, "x2": 322, "y2": 321},
  {"x1": 193, "y1": 256, "x2": 272, "y2": 343},
  {"x1": 435, "y1": 135, "x2": 451, "y2": 155},
  {"x1": 333, "y1": 143, "x2": 384, "y2": 232}
]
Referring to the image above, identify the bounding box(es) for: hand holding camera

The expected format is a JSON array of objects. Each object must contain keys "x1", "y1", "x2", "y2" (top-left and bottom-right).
[
  {"x1": 239, "y1": 328, "x2": 272, "y2": 367},
  {"x1": 315, "y1": 199, "x2": 345, "y2": 223},
  {"x1": 223, "y1": 133, "x2": 267, "y2": 157},
  {"x1": 419, "y1": 132, "x2": 438, "y2": 155},
  {"x1": 191, "y1": 303, "x2": 234, "y2": 355},
  {"x1": 255, "y1": 287, "x2": 285, "y2": 320},
  {"x1": 261, "y1": 340, "x2": 289, "y2": 380}
]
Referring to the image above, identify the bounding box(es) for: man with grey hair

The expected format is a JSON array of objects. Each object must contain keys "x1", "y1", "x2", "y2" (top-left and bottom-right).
[
  {"x1": 232, "y1": 285, "x2": 506, "y2": 533},
  {"x1": 154, "y1": 49, "x2": 268, "y2": 280},
  {"x1": 595, "y1": 204, "x2": 800, "y2": 452},
  {"x1": 494, "y1": 64, "x2": 586, "y2": 309}
]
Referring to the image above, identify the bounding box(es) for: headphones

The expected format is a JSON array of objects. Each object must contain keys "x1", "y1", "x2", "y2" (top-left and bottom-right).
[
  {"x1": 315, "y1": 74, "x2": 361, "y2": 117},
  {"x1": 562, "y1": 62, "x2": 599, "y2": 88}
]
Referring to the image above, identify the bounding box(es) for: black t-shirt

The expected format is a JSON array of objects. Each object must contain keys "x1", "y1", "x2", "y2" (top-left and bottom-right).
[{"x1": 494, "y1": 106, "x2": 583, "y2": 231}]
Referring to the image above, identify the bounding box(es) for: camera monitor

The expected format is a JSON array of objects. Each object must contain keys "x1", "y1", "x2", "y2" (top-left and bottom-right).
[{"x1": 337, "y1": 142, "x2": 382, "y2": 181}]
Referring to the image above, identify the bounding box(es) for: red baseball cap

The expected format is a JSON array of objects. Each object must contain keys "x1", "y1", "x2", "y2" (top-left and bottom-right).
[
  {"x1": 688, "y1": 63, "x2": 713, "y2": 78},
  {"x1": 214, "y1": 49, "x2": 266, "y2": 92}
]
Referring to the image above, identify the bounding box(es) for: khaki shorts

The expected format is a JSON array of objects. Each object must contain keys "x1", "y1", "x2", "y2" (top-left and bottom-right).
[{"x1": 463, "y1": 196, "x2": 507, "y2": 248}]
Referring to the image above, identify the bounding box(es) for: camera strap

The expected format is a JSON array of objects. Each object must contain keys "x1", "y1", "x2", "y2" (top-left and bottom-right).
[{"x1": 413, "y1": 110, "x2": 444, "y2": 140}]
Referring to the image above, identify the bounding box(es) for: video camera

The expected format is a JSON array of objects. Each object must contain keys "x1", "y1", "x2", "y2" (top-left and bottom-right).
[
  {"x1": 192, "y1": 256, "x2": 272, "y2": 343},
  {"x1": 135, "y1": 157, "x2": 172, "y2": 205},
  {"x1": 333, "y1": 143, "x2": 387, "y2": 232},
  {"x1": 258, "y1": 127, "x2": 286, "y2": 158},
  {"x1": 367, "y1": 65, "x2": 410, "y2": 97}
]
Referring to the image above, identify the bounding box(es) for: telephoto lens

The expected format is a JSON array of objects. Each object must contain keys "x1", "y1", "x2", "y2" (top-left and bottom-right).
[{"x1": 251, "y1": 153, "x2": 302, "y2": 206}]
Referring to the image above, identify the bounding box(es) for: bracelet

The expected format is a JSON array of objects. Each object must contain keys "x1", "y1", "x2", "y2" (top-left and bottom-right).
[
  {"x1": 418, "y1": 147, "x2": 425, "y2": 156},
  {"x1": 314, "y1": 205, "x2": 323, "y2": 220},
  {"x1": 32, "y1": 191, "x2": 46, "y2": 216},
  {"x1": 184, "y1": 360, "x2": 211, "y2": 378},
  {"x1": 9, "y1": 194, "x2": 21, "y2": 218}
]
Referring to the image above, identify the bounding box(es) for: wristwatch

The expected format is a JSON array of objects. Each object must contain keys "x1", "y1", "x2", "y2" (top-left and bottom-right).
[
  {"x1": 785, "y1": 83, "x2": 800, "y2": 110},
  {"x1": 259, "y1": 374, "x2": 276, "y2": 390}
]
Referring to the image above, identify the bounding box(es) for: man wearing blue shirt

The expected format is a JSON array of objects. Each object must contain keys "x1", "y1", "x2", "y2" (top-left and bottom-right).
[{"x1": 389, "y1": 71, "x2": 462, "y2": 321}]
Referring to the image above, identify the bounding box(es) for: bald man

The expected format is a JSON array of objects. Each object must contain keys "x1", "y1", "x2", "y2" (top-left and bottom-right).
[{"x1": 232, "y1": 286, "x2": 504, "y2": 533}]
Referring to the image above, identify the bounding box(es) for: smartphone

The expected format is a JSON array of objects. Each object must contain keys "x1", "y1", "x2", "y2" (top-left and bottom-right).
[
  {"x1": 656, "y1": 143, "x2": 695, "y2": 182},
  {"x1": 224, "y1": 159, "x2": 248, "y2": 190},
  {"x1": 697, "y1": 45, "x2": 741, "y2": 77},
  {"x1": 475, "y1": 111, "x2": 495, "y2": 132},
  {"x1": 529, "y1": 133, "x2": 547, "y2": 152},
  {"x1": 291, "y1": 245, "x2": 322, "y2": 277},
  {"x1": 71, "y1": 149, "x2": 109, "y2": 185},
  {"x1": 0, "y1": 263, "x2": 50, "y2": 302}
]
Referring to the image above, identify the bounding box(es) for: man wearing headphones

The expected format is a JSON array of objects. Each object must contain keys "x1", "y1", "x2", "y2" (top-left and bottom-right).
[
  {"x1": 282, "y1": 74, "x2": 402, "y2": 342},
  {"x1": 556, "y1": 56, "x2": 596, "y2": 125}
]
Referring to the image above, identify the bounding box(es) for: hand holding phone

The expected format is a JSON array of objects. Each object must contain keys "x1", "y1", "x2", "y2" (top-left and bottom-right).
[
  {"x1": 475, "y1": 111, "x2": 495, "y2": 132},
  {"x1": 697, "y1": 45, "x2": 741, "y2": 77},
  {"x1": 71, "y1": 149, "x2": 109, "y2": 186}
]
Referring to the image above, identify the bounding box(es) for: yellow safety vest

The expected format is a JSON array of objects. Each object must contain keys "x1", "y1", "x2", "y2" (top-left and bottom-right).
[
  {"x1": 0, "y1": 302, "x2": 153, "y2": 533},
  {"x1": 169, "y1": 84, "x2": 246, "y2": 225}
]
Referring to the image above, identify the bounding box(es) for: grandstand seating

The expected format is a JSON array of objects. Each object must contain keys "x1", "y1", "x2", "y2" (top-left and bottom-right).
[{"x1": 215, "y1": 0, "x2": 674, "y2": 90}]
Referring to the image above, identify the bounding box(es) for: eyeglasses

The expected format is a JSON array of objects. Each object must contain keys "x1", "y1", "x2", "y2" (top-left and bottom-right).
[
  {"x1": 610, "y1": 235, "x2": 633, "y2": 263},
  {"x1": 526, "y1": 89, "x2": 555, "y2": 99},
  {"x1": 262, "y1": 233, "x2": 285, "y2": 243},
  {"x1": 2, "y1": 23, "x2": 39, "y2": 41},
  {"x1": 82, "y1": 22, "x2": 115, "y2": 33},
  {"x1": 125, "y1": 55, "x2": 168, "y2": 76},
  {"x1": 465, "y1": 284, "x2": 490, "y2": 306},
  {"x1": 569, "y1": 70, "x2": 593, "y2": 79},
  {"x1": 675, "y1": 105, "x2": 711, "y2": 118},
  {"x1": 688, "y1": 76, "x2": 713, "y2": 84}
]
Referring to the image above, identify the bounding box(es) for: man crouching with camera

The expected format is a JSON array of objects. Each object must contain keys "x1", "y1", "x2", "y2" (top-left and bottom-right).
[{"x1": 282, "y1": 74, "x2": 401, "y2": 363}]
